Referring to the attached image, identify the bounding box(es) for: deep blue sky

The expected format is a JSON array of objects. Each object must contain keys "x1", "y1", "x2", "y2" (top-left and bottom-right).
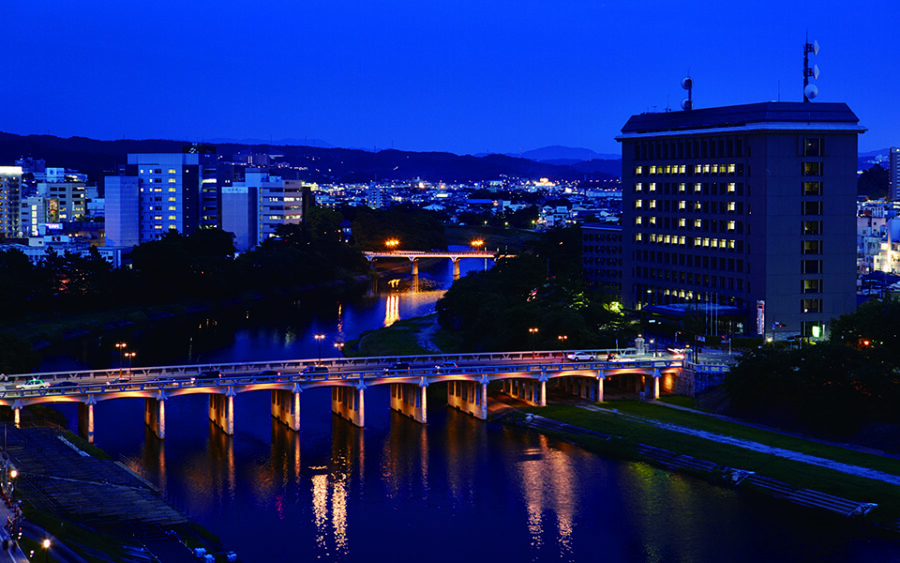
[{"x1": 4, "y1": 0, "x2": 897, "y2": 156}]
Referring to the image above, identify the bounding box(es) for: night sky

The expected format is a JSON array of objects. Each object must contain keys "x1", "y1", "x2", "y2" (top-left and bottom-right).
[{"x1": 4, "y1": 0, "x2": 897, "y2": 156}]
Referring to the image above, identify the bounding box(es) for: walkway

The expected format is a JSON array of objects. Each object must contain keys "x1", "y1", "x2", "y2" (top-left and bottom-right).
[{"x1": 577, "y1": 404, "x2": 900, "y2": 487}]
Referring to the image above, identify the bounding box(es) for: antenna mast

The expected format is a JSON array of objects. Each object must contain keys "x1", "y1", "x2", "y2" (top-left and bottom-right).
[{"x1": 803, "y1": 34, "x2": 820, "y2": 102}]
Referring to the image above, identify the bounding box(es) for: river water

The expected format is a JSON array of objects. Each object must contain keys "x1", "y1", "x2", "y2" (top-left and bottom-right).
[{"x1": 39, "y1": 256, "x2": 900, "y2": 562}]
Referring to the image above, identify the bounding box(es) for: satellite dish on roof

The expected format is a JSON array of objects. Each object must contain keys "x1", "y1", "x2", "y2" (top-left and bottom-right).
[
  {"x1": 812, "y1": 40, "x2": 820, "y2": 55},
  {"x1": 681, "y1": 98, "x2": 693, "y2": 110},
  {"x1": 681, "y1": 77, "x2": 693, "y2": 90},
  {"x1": 804, "y1": 84, "x2": 818, "y2": 100}
]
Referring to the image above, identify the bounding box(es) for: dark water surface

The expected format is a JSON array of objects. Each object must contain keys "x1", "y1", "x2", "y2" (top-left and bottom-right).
[{"x1": 40, "y1": 258, "x2": 900, "y2": 562}]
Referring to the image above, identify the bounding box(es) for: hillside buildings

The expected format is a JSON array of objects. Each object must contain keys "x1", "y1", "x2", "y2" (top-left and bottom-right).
[{"x1": 614, "y1": 102, "x2": 865, "y2": 340}]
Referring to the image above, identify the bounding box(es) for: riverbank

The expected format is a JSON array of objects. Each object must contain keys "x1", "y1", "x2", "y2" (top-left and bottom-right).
[
  {"x1": 3, "y1": 422, "x2": 234, "y2": 562},
  {"x1": 508, "y1": 399, "x2": 900, "y2": 532}
]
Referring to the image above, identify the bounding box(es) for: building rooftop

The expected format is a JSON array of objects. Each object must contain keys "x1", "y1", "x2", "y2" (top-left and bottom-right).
[{"x1": 620, "y1": 101, "x2": 860, "y2": 135}]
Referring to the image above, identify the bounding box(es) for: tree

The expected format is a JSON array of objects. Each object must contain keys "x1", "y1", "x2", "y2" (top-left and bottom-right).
[{"x1": 858, "y1": 164, "x2": 889, "y2": 200}]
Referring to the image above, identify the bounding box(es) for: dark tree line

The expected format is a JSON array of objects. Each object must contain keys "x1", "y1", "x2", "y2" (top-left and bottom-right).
[
  {"x1": 725, "y1": 298, "x2": 900, "y2": 439},
  {"x1": 436, "y1": 227, "x2": 635, "y2": 352}
]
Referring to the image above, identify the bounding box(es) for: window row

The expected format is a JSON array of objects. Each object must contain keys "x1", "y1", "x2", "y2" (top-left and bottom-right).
[
  {"x1": 634, "y1": 163, "x2": 744, "y2": 177},
  {"x1": 632, "y1": 136, "x2": 745, "y2": 161},
  {"x1": 634, "y1": 200, "x2": 743, "y2": 214},
  {"x1": 634, "y1": 250, "x2": 745, "y2": 272},
  {"x1": 636, "y1": 267, "x2": 745, "y2": 291},
  {"x1": 634, "y1": 181, "x2": 744, "y2": 196},
  {"x1": 635, "y1": 216, "x2": 742, "y2": 233}
]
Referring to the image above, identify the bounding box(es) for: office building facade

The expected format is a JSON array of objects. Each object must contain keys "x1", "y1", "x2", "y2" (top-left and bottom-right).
[
  {"x1": 617, "y1": 102, "x2": 864, "y2": 340},
  {"x1": 890, "y1": 147, "x2": 900, "y2": 201}
]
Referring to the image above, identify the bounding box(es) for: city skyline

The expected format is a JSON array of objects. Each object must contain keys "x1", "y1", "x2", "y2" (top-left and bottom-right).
[{"x1": 3, "y1": 0, "x2": 898, "y2": 156}]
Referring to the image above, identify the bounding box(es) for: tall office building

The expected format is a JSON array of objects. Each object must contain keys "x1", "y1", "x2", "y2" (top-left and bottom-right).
[
  {"x1": 617, "y1": 102, "x2": 864, "y2": 340},
  {"x1": 0, "y1": 167, "x2": 23, "y2": 238},
  {"x1": 889, "y1": 147, "x2": 900, "y2": 201}
]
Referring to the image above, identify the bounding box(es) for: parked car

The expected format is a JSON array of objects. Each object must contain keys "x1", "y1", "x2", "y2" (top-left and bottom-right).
[
  {"x1": 567, "y1": 351, "x2": 596, "y2": 361},
  {"x1": 17, "y1": 378, "x2": 49, "y2": 390},
  {"x1": 384, "y1": 362, "x2": 411, "y2": 372},
  {"x1": 197, "y1": 370, "x2": 224, "y2": 380}
]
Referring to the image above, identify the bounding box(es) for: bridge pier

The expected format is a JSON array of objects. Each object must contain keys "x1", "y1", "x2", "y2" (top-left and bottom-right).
[
  {"x1": 558, "y1": 376, "x2": 601, "y2": 402},
  {"x1": 209, "y1": 389, "x2": 236, "y2": 435},
  {"x1": 144, "y1": 397, "x2": 166, "y2": 439},
  {"x1": 271, "y1": 387, "x2": 301, "y2": 431},
  {"x1": 77, "y1": 398, "x2": 96, "y2": 443},
  {"x1": 12, "y1": 400, "x2": 21, "y2": 428},
  {"x1": 452, "y1": 258, "x2": 460, "y2": 278},
  {"x1": 447, "y1": 379, "x2": 487, "y2": 420},
  {"x1": 653, "y1": 369, "x2": 661, "y2": 400},
  {"x1": 501, "y1": 378, "x2": 544, "y2": 406},
  {"x1": 390, "y1": 381, "x2": 428, "y2": 423},
  {"x1": 332, "y1": 384, "x2": 365, "y2": 427},
  {"x1": 598, "y1": 376, "x2": 605, "y2": 402},
  {"x1": 411, "y1": 258, "x2": 419, "y2": 276}
]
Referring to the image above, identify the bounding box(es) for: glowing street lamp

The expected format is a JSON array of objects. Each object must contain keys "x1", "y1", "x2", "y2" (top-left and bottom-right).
[
  {"x1": 558, "y1": 335, "x2": 568, "y2": 359},
  {"x1": 42, "y1": 538, "x2": 51, "y2": 562},
  {"x1": 314, "y1": 334, "x2": 325, "y2": 365},
  {"x1": 528, "y1": 327, "x2": 539, "y2": 359},
  {"x1": 115, "y1": 342, "x2": 127, "y2": 375},
  {"x1": 470, "y1": 239, "x2": 484, "y2": 250},
  {"x1": 385, "y1": 239, "x2": 400, "y2": 251},
  {"x1": 124, "y1": 351, "x2": 136, "y2": 373},
  {"x1": 334, "y1": 341, "x2": 345, "y2": 356}
]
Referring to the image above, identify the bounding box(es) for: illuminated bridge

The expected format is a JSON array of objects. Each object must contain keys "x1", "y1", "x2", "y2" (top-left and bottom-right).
[
  {"x1": 1, "y1": 350, "x2": 730, "y2": 443},
  {"x1": 363, "y1": 250, "x2": 507, "y2": 277}
]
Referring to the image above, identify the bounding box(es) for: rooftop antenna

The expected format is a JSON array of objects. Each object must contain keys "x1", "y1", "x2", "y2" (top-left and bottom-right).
[
  {"x1": 681, "y1": 76, "x2": 693, "y2": 111},
  {"x1": 803, "y1": 33, "x2": 820, "y2": 102}
]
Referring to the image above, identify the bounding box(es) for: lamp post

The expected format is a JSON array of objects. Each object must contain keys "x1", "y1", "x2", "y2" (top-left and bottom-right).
[
  {"x1": 115, "y1": 342, "x2": 127, "y2": 375},
  {"x1": 385, "y1": 239, "x2": 400, "y2": 251},
  {"x1": 42, "y1": 538, "x2": 50, "y2": 562},
  {"x1": 528, "y1": 327, "x2": 539, "y2": 359},
  {"x1": 334, "y1": 341, "x2": 345, "y2": 356},
  {"x1": 124, "y1": 352, "x2": 136, "y2": 374},
  {"x1": 314, "y1": 334, "x2": 325, "y2": 365},
  {"x1": 558, "y1": 335, "x2": 568, "y2": 360}
]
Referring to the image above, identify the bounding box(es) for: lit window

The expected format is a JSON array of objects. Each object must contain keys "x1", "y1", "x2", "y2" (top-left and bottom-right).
[
  {"x1": 678, "y1": 218, "x2": 686, "y2": 227},
  {"x1": 728, "y1": 202, "x2": 736, "y2": 212},
  {"x1": 635, "y1": 233, "x2": 643, "y2": 241},
  {"x1": 649, "y1": 200, "x2": 657, "y2": 209},
  {"x1": 664, "y1": 235, "x2": 671, "y2": 244},
  {"x1": 665, "y1": 165, "x2": 672, "y2": 174},
  {"x1": 168, "y1": 169, "x2": 177, "y2": 174},
  {"x1": 729, "y1": 240, "x2": 735, "y2": 249},
  {"x1": 694, "y1": 202, "x2": 702, "y2": 210},
  {"x1": 635, "y1": 216, "x2": 642, "y2": 225},
  {"x1": 635, "y1": 166, "x2": 643, "y2": 175},
  {"x1": 711, "y1": 164, "x2": 718, "y2": 174},
  {"x1": 679, "y1": 236, "x2": 686, "y2": 244},
  {"x1": 728, "y1": 221, "x2": 735, "y2": 230},
  {"x1": 168, "y1": 215, "x2": 176, "y2": 220},
  {"x1": 168, "y1": 206, "x2": 176, "y2": 211},
  {"x1": 678, "y1": 183, "x2": 686, "y2": 192},
  {"x1": 169, "y1": 197, "x2": 176, "y2": 201},
  {"x1": 635, "y1": 200, "x2": 643, "y2": 208},
  {"x1": 728, "y1": 163, "x2": 736, "y2": 173},
  {"x1": 703, "y1": 238, "x2": 710, "y2": 247},
  {"x1": 694, "y1": 183, "x2": 702, "y2": 192},
  {"x1": 649, "y1": 183, "x2": 656, "y2": 192},
  {"x1": 649, "y1": 165, "x2": 657, "y2": 175},
  {"x1": 693, "y1": 238, "x2": 701, "y2": 246},
  {"x1": 649, "y1": 217, "x2": 657, "y2": 225},
  {"x1": 694, "y1": 219, "x2": 702, "y2": 228},
  {"x1": 679, "y1": 165, "x2": 686, "y2": 174},
  {"x1": 703, "y1": 164, "x2": 710, "y2": 174},
  {"x1": 694, "y1": 165, "x2": 702, "y2": 174},
  {"x1": 635, "y1": 183, "x2": 643, "y2": 192},
  {"x1": 678, "y1": 201, "x2": 686, "y2": 210},
  {"x1": 727, "y1": 183, "x2": 735, "y2": 193}
]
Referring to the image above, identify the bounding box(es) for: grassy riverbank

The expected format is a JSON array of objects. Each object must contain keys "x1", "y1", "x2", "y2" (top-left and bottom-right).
[{"x1": 514, "y1": 401, "x2": 900, "y2": 527}]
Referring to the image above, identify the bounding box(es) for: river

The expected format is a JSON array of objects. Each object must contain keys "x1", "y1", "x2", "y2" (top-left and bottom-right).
[{"x1": 39, "y1": 256, "x2": 900, "y2": 562}]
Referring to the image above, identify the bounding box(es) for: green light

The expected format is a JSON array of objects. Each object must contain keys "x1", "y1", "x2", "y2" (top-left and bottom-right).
[{"x1": 811, "y1": 325, "x2": 821, "y2": 338}]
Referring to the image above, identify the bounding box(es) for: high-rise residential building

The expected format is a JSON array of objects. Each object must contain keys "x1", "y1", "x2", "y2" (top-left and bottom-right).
[
  {"x1": 124, "y1": 153, "x2": 220, "y2": 243},
  {"x1": 616, "y1": 102, "x2": 865, "y2": 340},
  {"x1": 889, "y1": 147, "x2": 900, "y2": 201},
  {"x1": 0, "y1": 167, "x2": 23, "y2": 238},
  {"x1": 103, "y1": 176, "x2": 140, "y2": 247},
  {"x1": 221, "y1": 169, "x2": 308, "y2": 252}
]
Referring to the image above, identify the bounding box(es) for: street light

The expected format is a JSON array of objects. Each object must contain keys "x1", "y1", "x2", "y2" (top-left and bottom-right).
[
  {"x1": 470, "y1": 239, "x2": 484, "y2": 250},
  {"x1": 528, "y1": 327, "x2": 539, "y2": 359},
  {"x1": 334, "y1": 342, "x2": 345, "y2": 356},
  {"x1": 385, "y1": 239, "x2": 400, "y2": 251},
  {"x1": 124, "y1": 351, "x2": 136, "y2": 373},
  {"x1": 115, "y1": 342, "x2": 127, "y2": 375},
  {"x1": 42, "y1": 538, "x2": 50, "y2": 562},
  {"x1": 314, "y1": 334, "x2": 325, "y2": 365},
  {"x1": 558, "y1": 335, "x2": 568, "y2": 359}
]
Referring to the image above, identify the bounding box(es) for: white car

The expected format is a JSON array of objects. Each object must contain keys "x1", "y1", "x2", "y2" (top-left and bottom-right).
[
  {"x1": 566, "y1": 351, "x2": 596, "y2": 361},
  {"x1": 17, "y1": 378, "x2": 50, "y2": 390}
]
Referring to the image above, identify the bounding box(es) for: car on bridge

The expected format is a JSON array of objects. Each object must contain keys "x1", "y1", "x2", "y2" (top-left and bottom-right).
[
  {"x1": 301, "y1": 365, "x2": 329, "y2": 376},
  {"x1": 566, "y1": 351, "x2": 596, "y2": 361},
  {"x1": 197, "y1": 370, "x2": 224, "y2": 381},
  {"x1": 17, "y1": 378, "x2": 50, "y2": 390},
  {"x1": 435, "y1": 362, "x2": 458, "y2": 371},
  {"x1": 384, "y1": 362, "x2": 411, "y2": 372}
]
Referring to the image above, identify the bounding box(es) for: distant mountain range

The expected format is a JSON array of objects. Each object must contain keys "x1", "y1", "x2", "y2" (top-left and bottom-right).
[{"x1": 0, "y1": 133, "x2": 619, "y2": 184}]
